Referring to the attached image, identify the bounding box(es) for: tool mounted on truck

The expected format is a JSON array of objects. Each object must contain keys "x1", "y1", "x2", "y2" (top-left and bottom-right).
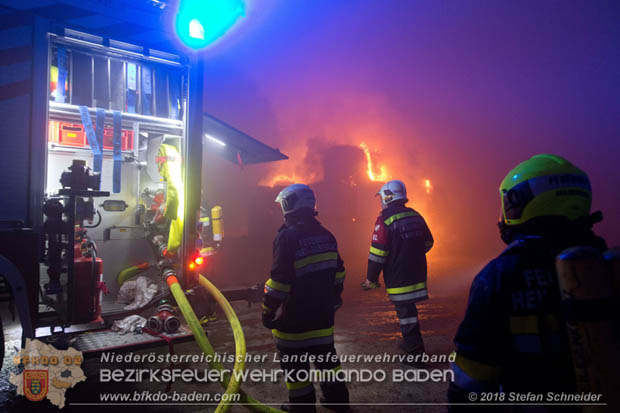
[{"x1": 0, "y1": 0, "x2": 287, "y2": 371}]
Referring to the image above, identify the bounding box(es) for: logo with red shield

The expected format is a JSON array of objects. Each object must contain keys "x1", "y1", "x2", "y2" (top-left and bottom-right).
[{"x1": 23, "y1": 370, "x2": 48, "y2": 402}]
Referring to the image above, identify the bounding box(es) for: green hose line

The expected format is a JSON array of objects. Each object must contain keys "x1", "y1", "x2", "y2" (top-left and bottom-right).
[{"x1": 168, "y1": 274, "x2": 283, "y2": 413}]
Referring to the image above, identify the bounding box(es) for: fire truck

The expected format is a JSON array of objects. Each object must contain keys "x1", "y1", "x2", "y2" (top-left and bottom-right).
[{"x1": 0, "y1": 0, "x2": 286, "y2": 368}]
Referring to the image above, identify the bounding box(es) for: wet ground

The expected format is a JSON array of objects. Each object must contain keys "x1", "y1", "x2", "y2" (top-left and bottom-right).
[{"x1": 0, "y1": 280, "x2": 470, "y2": 413}]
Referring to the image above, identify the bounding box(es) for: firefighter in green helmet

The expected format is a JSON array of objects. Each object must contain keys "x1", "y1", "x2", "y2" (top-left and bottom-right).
[{"x1": 448, "y1": 154, "x2": 607, "y2": 410}]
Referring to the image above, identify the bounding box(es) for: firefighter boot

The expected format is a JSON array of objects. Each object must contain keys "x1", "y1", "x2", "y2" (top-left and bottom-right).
[{"x1": 319, "y1": 379, "x2": 350, "y2": 412}]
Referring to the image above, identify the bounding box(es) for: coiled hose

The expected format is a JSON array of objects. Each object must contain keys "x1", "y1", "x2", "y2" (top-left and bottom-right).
[{"x1": 166, "y1": 273, "x2": 283, "y2": 413}]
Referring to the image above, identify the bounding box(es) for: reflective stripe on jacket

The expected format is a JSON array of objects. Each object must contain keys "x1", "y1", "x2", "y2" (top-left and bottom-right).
[
  {"x1": 367, "y1": 203, "x2": 433, "y2": 301},
  {"x1": 264, "y1": 217, "x2": 345, "y2": 344},
  {"x1": 449, "y1": 234, "x2": 608, "y2": 401}
]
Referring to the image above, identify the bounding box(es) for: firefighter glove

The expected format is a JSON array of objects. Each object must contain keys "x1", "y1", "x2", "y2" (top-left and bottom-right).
[
  {"x1": 334, "y1": 296, "x2": 343, "y2": 312},
  {"x1": 262, "y1": 308, "x2": 278, "y2": 329},
  {"x1": 361, "y1": 280, "x2": 380, "y2": 291}
]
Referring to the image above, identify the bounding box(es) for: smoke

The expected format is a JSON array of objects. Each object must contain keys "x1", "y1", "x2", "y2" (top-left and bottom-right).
[
  {"x1": 202, "y1": 85, "x2": 498, "y2": 292},
  {"x1": 202, "y1": 1, "x2": 620, "y2": 294},
  {"x1": 203, "y1": 130, "x2": 468, "y2": 294}
]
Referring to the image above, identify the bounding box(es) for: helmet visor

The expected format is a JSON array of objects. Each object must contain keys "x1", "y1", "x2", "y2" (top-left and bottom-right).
[{"x1": 502, "y1": 180, "x2": 535, "y2": 221}]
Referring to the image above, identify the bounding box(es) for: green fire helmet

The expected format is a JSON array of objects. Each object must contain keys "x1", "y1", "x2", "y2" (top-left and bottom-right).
[{"x1": 499, "y1": 154, "x2": 592, "y2": 226}]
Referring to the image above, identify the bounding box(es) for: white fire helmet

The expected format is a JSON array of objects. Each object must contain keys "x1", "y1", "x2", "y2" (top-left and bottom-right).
[
  {"x1": 275, "y1": 184, "x2": 316, "y2": 216},
  {"x1": 377, "y1": 180, "x2": 407, "y2": 209}
]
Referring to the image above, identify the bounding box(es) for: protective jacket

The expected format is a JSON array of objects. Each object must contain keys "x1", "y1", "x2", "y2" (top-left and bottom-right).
[
  {"x1": 367, "y1": 202, "x2": 433, "y2": 301},
  {"x1": 156, "y1": 143, "x2": 184, "y2": 254},
  {"x1": 449, "y1": 231, "x2": 608, "y2": 406},
  {"x1": 263, "y1": 216, "x2": 345, "y2": 349}
]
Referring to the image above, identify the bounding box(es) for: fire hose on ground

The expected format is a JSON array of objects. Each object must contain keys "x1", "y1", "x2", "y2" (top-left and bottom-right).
[{"x1": 165, "y1": 270, "x2": 284, "y2": 413}]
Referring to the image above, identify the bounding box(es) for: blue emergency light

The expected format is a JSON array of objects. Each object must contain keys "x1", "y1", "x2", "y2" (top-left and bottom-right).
[{"x1": 176, "y1": 0, "x2": 245, "y2": 49}]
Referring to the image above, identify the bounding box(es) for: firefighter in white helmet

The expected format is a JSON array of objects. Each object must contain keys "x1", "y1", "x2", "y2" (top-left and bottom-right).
[
  {"x1": 263, "y1": 184, "x2": 350, "y2": 412},
  {"x1": 361, "y1": 180, "x2": 434, "y2": 361}
]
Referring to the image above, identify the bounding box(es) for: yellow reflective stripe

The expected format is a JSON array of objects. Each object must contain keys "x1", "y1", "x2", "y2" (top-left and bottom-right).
[
  {"x1": 286, "y1": 380, "x2": 312, "y2": 390},
  {"x1": 331, "y1": 365, "x2": 342, "y2": 373},
  {"x1": 272, "y1": 327, "x2": 334, "y2": 341},
  {"x1": 294, "y1": 252, "x2": 338, "y2": 269},
  {"x1": 545, "y1": 315, "x2": 561, "y2": 332},
  {"x1": 261, "y1": 304, "x2": 272, "y2": 312},
  {"x1": 510, "y1": 315, "x2": 560, "y2": 334},
  {"x1": 386, "y1": 281, "x2": 426, "y2": 295},
  {"x1": 266, "y1": 278, "x2": 291, "y2": 293},
  {"x1": 510, "y1": 315, "x2": 538, "y2": 335},
  {"x1": 454, "y1": 353, "x2": 500, "y2": 382},
  {"x1": 335, "y1": 271, "x2": 346, "y2": 279},
  {"x1": 369, "y1": 246, "x2": 389, "y2": 257},
  {"x1": 384, "y1": 211, "x2": 418, "y2": 226}
]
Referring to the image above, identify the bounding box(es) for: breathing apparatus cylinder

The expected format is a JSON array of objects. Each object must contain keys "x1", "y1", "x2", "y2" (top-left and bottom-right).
[
  {"x1": 211, "y1": 206, "x2": 223, "y2": 242},
  {"x1": 603, "y1": 248, "x2": 620, "y2": 295},
  {"x1": 555, "y1": 246, "x2": 620, "y2": 412}
]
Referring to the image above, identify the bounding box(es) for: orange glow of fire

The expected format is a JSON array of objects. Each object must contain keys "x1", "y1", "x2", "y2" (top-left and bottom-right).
[
  {"x1": 424, "y1": 179, "x2": 433, "y2": 194},
  {"x1": 265, "y1": 174, "x2": 300, "y2": 187},
  {"x1": 360, "y1": 142, "x2": 389, "y2": 182}
]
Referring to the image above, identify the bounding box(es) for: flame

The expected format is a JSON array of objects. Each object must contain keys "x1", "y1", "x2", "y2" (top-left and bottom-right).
[
  {"x1": 424, "y1": 179, "x2": 433, "y2": 194},
  {"x1": 360, "y1": 142, "x2": 389, "y2": 182},
  {"x1": 265, "y1": 174, "x2": 300, "y2": 187}
]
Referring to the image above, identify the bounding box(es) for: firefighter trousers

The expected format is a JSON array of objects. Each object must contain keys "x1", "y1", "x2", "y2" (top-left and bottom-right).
[
  {"x1": 278, "y1": 343, "x2": 349, "y2": 413},
  {"x1": 393, "y1": 300, "x2": 425, "y2": 354}
]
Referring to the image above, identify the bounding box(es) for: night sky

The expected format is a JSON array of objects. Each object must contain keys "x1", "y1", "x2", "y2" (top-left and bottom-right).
[{"x1": 200, "y1": 0, "x2": 620, "y2": 283}]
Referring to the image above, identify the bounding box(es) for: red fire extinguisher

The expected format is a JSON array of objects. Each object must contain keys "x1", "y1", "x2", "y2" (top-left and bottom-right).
[{"x1": 73, "y1": 242, "x2": 107, "y2": 324}]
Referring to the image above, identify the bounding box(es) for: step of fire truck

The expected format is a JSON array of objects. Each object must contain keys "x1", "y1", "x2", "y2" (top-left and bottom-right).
[
  {"x1": 71, "y1": 325, "x2": 196, "y2": 358},
  {"x1": 36, "y1": 322, "x2": 196, "y2": 359},
  {"x1": 33, "y1": 284, "x2": 261, "y2": 358}
]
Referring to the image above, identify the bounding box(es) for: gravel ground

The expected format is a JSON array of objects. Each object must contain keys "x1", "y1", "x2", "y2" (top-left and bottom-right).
[{"x1": 0, "y1": 284, "x2": 468, "y2": 413}]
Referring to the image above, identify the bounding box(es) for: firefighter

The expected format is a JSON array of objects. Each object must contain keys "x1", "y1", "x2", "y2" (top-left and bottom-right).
[
  {"x1": 361, "y1": 180, "x2": 434, "y2": 359},
  {"x1": 448, "y1": 154, "x2": 608, "y2": 410},
  {"x1": 262, "y1": 184, "x2": 350, "y2": 413}
]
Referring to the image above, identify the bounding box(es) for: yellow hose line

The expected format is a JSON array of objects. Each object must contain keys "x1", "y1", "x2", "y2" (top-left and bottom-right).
[
  {"x1": 198, "y1": 275, "x2": 284, "y2": 413},
  {"x1": 198, "y1": 275, "x2": 245, "y2": 413},
  {"x1": 168, "y1": 274, "x2": 283, "y2": 413},
  {"x1": 167, "y1": 275, "x2": 238, "y2": 413}
]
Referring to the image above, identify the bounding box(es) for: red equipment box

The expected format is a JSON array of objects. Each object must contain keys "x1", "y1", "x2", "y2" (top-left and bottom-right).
[
  {"x1": 102, "y1": 127, "x2": 134, "y2": 151},
  {"x1": 48, "y1": 121, "x2": 86, "y2": 147},
  {"x1": 48, "y1": 121, "x2": 134, "y2": 151}
]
